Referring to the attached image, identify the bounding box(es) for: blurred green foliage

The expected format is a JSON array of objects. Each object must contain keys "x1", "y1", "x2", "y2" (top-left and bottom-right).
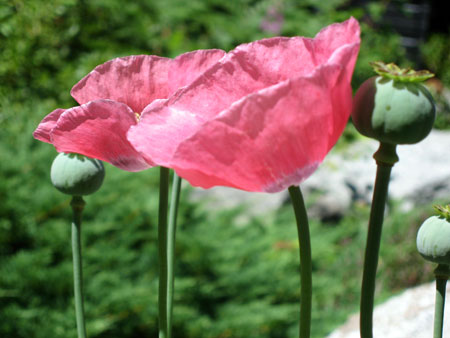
[
  {"x1": 423, "y1": 34, "x2": 450, "y2": 86},
  {"x1": 421, "y1": 33, "x2": 450, "y2": 130},
  {"x1": 0, "y1": 106, "x2": 436, "y2": 337},
  {"x1": 0, "y1": 0, "x2": 446, "y2": 337},
  {"x1": 0, "y1": 0, "x2": 411, "y2": 105}
]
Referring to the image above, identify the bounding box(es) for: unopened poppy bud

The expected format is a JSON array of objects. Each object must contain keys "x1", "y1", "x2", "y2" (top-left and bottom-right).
[
  {"x1": 51, "y1": 152, "x2": 105, "y2": 196},
  {"x1": 417, "y1": 205, "x2": 450, "y2": 265},
  {"x1": 352, "y1": 62, "x2": 435, "y2": 145}
]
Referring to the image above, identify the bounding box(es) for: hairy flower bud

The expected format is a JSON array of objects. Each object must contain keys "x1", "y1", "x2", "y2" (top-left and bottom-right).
[
  {"x1": 352, "y1": 62, "x2": 435, "y2": 145},
  {"x1": 417, "y1": 207, "x2": 450, "y2": 265},
  {"x1": 51, "y1": 153, "x2": 105, "y2": 196}
]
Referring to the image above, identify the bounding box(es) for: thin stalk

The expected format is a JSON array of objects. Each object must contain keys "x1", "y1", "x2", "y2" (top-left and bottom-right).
[
  {"x1": 71, "y1": 196, "x2": 87, "y2": 338},
  {"x1": 158, "y1": 167, "x2": 170, "y2": 338},
  {"x1": 288, "y1": 185, "x2": 312, "y2": 338},
  {"x1": 433, "y1": 264, "x2": 449, "y2": 338},
  {"x1": 167, "y1": 174, "x2": 182, "y2": 338},
  {"x1": 360, "y1": 142, "x2": 398, "y2": 338}
]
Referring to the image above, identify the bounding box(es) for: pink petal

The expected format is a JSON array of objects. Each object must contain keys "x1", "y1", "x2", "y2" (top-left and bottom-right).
[
  {"x1": 129, "y1": 42, "x2": 301, "y2": 157},
  {"x1": 170, "y1": 64, "x2": 352, "y2": 192},
  {"x1": 133, "y1": 18, "x2": 360, "y2": 127},
  {"x1": 51, "y1": 100, "x2": 152, "y2": 171},
  {"x1": 309, "y1": 16, "x2": 361, "y2": 67},
  {"x1": 71, "y1": 55, "x2": 171, "y2": 113},
  {"x1": 135, "y1": 38, "x2": 319, "y2": 135},
  {"x1": 129, "y1": 18, "x2": 360, "y2": 191},
  {"x1": 33, "y1": 108, "x2": 66, "y2": 143},
  {"x1": 169, "y1": 49, "x2": 226, "y2": 92},
  {"x1": 128, "y1": 99, "x2": 204, "y2": 165}
]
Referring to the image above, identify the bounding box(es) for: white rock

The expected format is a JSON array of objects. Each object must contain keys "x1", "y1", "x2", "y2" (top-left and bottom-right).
[
  {"x1": 327, "y1": 282, "x2": 450, "y2": 338},
  {"x1": 189, "y1": 186, "x2": 287, "y2": 224},
  {"x1": 393, "y1": 130, "x2": 450, "y2": 203},
  {"x1": 305, "y1": 129, "x2": 450, "y2": 215}
]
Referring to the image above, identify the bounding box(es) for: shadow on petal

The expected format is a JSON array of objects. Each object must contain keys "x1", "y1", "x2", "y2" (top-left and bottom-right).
[{"x1": 52, "y1": 100, "x2": 153, "y2": 171}]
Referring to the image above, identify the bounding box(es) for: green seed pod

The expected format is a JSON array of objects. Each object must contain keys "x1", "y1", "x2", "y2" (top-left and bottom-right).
[
  {"x1": 417, "y1": 206, "x2": 450, "y2": 265},
  {"x1": 352, "y1": 62, "x2": 436, "y2": 145},
  {"x1": 51, "y1": 153, "x2": 105, "y2": 196}
]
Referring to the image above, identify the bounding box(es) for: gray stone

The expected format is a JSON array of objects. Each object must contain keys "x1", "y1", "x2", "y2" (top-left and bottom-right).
[
  {"x1": 188, "y1": 187, "x2": 287, "y2": 224},
  {"x1": 304, "y1": 129, "x2": 450, "y2": 217},
  {"x1": 327, "y1": 282, "x2": 450, "y2": 338}
]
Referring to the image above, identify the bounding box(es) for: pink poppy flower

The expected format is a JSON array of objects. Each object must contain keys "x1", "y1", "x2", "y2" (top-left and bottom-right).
[
  {"x1": 128, "y1": 18, "x2": 361, "y2": 192},
  {"x1": 33, "y1": 50, "x2": 226, "y2": 171}
]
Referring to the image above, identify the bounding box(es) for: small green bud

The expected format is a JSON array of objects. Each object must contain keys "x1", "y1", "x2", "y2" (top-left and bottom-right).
[
  {"x1": 417, "y1": 207, "x2": 450, "y2": 265},
  {"x1": 51, "y1": 153, "x2": 105, "y2": 196},
  {"x1": 352, "y1": 62, "x2": 436, "y2": 145}
]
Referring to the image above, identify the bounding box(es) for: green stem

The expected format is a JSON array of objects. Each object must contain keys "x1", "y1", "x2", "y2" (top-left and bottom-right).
[
  {"x1": 71, "y1": 196, "x2": 87, "y2": 338},
  {"x1": 288, "y1": 186, "x2": 312, "y2": 338},
  {"x1": 360, "y1": 142, "x2": 398, "y2": 338},
  {"x1": 433, "y1": 264, "x2": 449, "y2": 338},
  {"x1": 167, "y1": 174, "x2": 182, "y2": 338},
  {"x1": 158, "y1": 167, "x2": 170, "y2": 338}
]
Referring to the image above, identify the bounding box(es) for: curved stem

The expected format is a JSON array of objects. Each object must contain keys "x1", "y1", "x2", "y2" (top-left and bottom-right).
[
  {"x1": 360, "y1": 142, "x2": 397, "y2": 338},
  {"x1": 167, "y1": 174, "x2": 182, "y2": 338},
  {"x1": 158, "y1": 167, "x2": 170, "y2": 338},
  {"x1": 433, "y1": 264, "x2": 449, "y2": 338},
  {"x1": 71, "y1": 196, "x2": 87, "y2": 338},
  {"x1": 288, "y1": 185, "x2": 312, "y2": 338}
]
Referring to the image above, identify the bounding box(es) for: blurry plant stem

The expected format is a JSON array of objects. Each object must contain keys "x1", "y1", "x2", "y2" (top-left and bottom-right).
[
  {"x1": 158, "y1": 168, "x2": 182, "y2": 338},
  {"x1": 360, "y1": 142, "x2": 398, "y2": 338},
  {"x1": 288, "y1": 185, "x2": 312, "y2": 338},
  {"x1": 158, "y1": 167, "x2": 170, "y2": 338},
  {"x1": 71, "y1": 196, "x2": 87, "y2": 338},
  {"x1": 433, "y1": 264, "x2": 449, "y2": 338},
  {"x1": 167, "y1": 173, "x2": 182, "y2": 338}
]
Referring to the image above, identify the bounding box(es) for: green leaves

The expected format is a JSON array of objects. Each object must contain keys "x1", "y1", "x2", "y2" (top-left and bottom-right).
[
  {"x1": 434, "y1": 205, "x2": 450, "y2": 221},
  {"x1": 370, "y1": 61, "x2": 435, "y2": 83}
]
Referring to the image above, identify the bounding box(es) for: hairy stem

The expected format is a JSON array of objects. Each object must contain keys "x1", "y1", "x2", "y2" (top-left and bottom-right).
[
  {"x1": 71, "y1": 196, "x2": 87, "y2": 338},
  {"x1": 360, "y1": 142, "x2": 398, "y2": 338},
  {"x1": 167, "y1": 174, "x2": 182, "y2": 338},
  {"x1": 288, "y1": 185, "x2": 312, "y2": 338},
  {"x1": 158, "y1": 167, "x2": 170, "y2": 338},
  {"x1": 433, "y1": 264, "x2": 449, "y2": 338}
]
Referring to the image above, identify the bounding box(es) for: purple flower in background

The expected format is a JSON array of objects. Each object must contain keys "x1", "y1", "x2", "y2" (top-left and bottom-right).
[{"x1": 260, "y1": 4, "x2": 284, "y2": 35}]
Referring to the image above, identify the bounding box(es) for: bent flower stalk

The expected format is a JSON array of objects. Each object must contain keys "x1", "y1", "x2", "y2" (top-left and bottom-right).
[
  {"x1": 352, "y1": 62, "x2": 436, "y2": 338},
  {"x1": 50, "y1": 153, "x2": 105, "y2": 338}
]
